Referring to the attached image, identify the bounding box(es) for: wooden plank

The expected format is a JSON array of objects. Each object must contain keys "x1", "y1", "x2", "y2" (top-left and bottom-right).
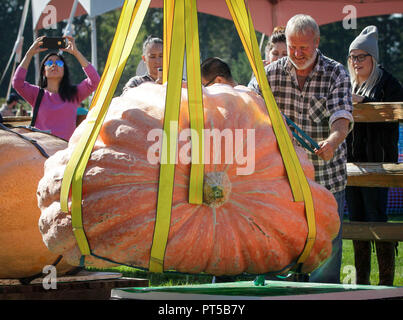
[
  {"x1": 352, "y1": 102, "x2": 403, "y2": 122},
  {"x1": 342, "y1": 221, "x2": 403, "y2": 241},
  {"x1": 0, "y1": 271, "x2": 149, "y2": 300},
  {"x1": 2, "y1": 116, "x2": 31, "y2": 126},
  {"x1": 347, "y1": 162, "x2": 403, "y2": 187},
  {"x1": 0, "y1": 271, "x2": 123, "y2": 286}
]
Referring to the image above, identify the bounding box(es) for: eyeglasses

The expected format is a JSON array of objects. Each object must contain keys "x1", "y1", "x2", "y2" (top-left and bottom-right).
[
  {"x1": 348, "y1": 54, "x2": 371, "y2": 63},
  {"x1": 44, "y1": 60, "x2": 64, "y2": 67}
]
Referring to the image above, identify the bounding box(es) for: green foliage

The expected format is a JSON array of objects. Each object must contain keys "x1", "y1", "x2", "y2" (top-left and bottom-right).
[{"x1": 2, "y1": 2, "x2": 402, "y2": 98}]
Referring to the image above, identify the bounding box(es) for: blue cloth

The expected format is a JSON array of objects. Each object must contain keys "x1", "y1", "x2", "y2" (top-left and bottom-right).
[
  {"x1": 309, "y1": 190, "x2": 345, "y2": 284},
  {"x1": 77, "y1": 107, "x2": 88, "y2": 116}
]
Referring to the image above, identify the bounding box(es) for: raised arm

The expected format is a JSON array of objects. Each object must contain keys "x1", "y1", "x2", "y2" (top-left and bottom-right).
[
  {"x1": 61, "y1": 35, "x2": 89, "y2": 68},
  {"x1": 12, "y1": 37, "x2": 47, "y2": 105},
  {"x1": 19, "y1": 36, "x2": 47, "y2": 70}
]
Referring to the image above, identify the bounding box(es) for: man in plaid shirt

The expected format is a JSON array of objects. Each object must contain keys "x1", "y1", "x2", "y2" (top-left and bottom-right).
[{"x1": 249, "y1": 14, "x2": 354, "y2": 284}]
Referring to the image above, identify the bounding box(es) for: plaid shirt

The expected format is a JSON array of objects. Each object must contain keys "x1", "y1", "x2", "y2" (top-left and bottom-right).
[
  {"x1": 122, "y1": 74, "x2": 154, "y2": 94},
  {"x1": 248, "y1": 50, "x2": 354, "y2": 193}
]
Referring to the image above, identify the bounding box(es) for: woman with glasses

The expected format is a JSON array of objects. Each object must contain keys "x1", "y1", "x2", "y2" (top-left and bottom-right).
[
  {"x1": 346, "y1": 26, "x2": 403, "y2": 286},
  {"x1": 12, "y1": 35, "x2": 100, "y2": 140}
]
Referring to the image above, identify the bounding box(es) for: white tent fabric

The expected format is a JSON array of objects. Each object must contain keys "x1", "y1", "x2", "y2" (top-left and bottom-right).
[
  {"x1": 10, "y1": 0, "x2": 403, "y2": 91},
  {"x1": 31, "y1": 0, "x2": 124, "y2": 30}
]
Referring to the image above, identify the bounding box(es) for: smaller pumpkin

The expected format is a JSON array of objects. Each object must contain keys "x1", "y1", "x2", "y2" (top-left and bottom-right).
[{"x1": 0, "y1": 127, "x2": 74, "y2": 279}]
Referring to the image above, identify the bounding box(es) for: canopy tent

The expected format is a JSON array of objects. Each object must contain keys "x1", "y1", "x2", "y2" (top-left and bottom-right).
[
  {"x1": 32, "y1": 0, "x2": 124, "y2": 29},
  {"x1": 3, "y1": 0, "x2": 403, "y2": 96},
  {"x1": 165, "y1": 0, "x2": 403, "y2": 35},
  {"x1": 32, "y1": 0, "x2": 403, "y2": 35}
]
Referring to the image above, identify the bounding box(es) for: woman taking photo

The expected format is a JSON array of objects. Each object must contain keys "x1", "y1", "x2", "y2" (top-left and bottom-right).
[
  {"x1": 346, "y1": 25, "x2": 403, "y2": 286},
  {"x1": 12, "y1": 35, "x2": 100, "y2": 141}
]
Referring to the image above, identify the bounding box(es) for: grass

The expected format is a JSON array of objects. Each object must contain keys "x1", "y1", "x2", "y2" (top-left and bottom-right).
[
  {"x1": 87, "y1": 215, "x2": 403, "y2": 288},
  {"x1": 340, "y1": 214, "x2": 403, "y2": 286},
  {"x1": 341, "y1": 240, "x2": 403, "y2": 286}
]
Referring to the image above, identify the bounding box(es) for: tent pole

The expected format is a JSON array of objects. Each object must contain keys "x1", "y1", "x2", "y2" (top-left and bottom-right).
[
  {"x1": 64, "y1": 0, "x2": 79, "y2": 36},
  {"x1": 33, "y1": 29, "x2": 39, "y2": 85},
  {"x1": 90, "y1": 16, "x2": 98, "y2": 71},
  {"x1": 0, "y1": 0, "x2": 30, "y2": 91},
  {"x1": 250, "y1": 33, "x2": 265, "y2": 81}
]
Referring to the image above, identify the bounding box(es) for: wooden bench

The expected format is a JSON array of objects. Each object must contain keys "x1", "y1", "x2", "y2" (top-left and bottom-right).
[{"x1": 343, "y1": 102, "x2": 403, "y2": 242}]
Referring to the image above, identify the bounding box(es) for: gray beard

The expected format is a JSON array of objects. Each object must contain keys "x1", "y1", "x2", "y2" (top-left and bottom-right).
[{"x1": 290, "y1": 51, "x2": 317, "y2": 70}]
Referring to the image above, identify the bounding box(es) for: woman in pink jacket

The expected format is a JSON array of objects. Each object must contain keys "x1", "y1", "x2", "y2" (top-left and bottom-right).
[{"x1": 13, "y1": 35, "x2": 100, "y2": 141}]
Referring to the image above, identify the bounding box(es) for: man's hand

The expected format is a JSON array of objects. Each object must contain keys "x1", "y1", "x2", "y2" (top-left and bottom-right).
[
  {"x1": 314, "y1": 118, "x2": 351, "y2": 161},
  {"x1": 315, "y1": 140, "x2": 335, "y2": 161}
]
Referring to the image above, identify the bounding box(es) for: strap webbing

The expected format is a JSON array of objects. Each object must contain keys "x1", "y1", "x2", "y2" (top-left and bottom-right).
[
  {"x1": 59, "y1": 0, "x2": 316, "y2": 272},
  {"x1": 184, "y1": 0, "x2": 204, "y2": 205},
  {"x1": 225, "y1": 0, "x2": 316, "y2": 267},
  {"x1": 149, "y1": 0, "x2": 205, "y2": 273},
  {"x1": 163, "y1": 0, "x2": 174, "y2": 83},
  {"x1": 30, "y1": 88, "x2": 44, "y2": 127},
  {"x1": 149, "y1": 0, "x2": 186, "y2": 273},
  {"x1": 60, "y1": 0, "x2": 151, "y2": 256},
  {"x1": 0, "y1": 123, "x2": 50, "y2": 158}
]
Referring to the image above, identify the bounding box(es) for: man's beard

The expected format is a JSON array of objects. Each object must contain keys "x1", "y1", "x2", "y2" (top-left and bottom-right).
[{"x1": 289, "y1": 51, "x2": 317, "y2": 70}]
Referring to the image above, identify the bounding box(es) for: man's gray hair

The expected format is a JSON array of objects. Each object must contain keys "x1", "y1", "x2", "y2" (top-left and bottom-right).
[
  {"x1": 285, "y1": 14, "x2": 320, "y2": 39},
  {"x1": 142, "y1": 35, "x2": 163, "y2": 54}
]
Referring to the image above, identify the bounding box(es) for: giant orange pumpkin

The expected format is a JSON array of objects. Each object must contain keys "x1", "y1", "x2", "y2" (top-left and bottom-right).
[
  {"x1": 0, "y1": 126, "x2": 74, "y2": 279},
  {"x1": 38, "y1": 82, "x2": 339, "y2": 275}
]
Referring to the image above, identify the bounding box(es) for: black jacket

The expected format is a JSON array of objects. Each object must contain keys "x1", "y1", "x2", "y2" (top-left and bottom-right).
[{"x1": 346, "y1": 67, "x2": 403, "y2": 163}]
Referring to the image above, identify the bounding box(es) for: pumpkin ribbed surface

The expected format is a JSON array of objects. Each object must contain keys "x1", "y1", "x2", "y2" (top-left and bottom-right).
[
  {"x1": 0, "y1": 128, "x2": 73, "y2": 278},
  {"x1": 38, "y1": 82, "x2": 339, "y2": 275}
]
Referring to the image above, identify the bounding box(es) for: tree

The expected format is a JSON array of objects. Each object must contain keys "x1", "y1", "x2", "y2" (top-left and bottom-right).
[{"x1": 1, "y1": 3, "x2": 402, "y2": 98}]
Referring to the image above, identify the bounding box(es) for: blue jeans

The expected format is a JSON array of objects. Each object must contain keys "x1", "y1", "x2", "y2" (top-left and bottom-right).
[{"x1": 309, "y1": 190, "x2": 345, "y2": 284}]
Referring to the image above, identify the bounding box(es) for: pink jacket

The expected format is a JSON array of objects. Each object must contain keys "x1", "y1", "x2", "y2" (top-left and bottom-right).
[{"x1": 12, "y1": 64, "x2": 100, "y2": 140}]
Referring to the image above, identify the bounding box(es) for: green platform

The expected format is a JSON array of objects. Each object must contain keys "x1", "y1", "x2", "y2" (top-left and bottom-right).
[{"x1": 111, "y1": 280, "x2": 403, "y2": 300}]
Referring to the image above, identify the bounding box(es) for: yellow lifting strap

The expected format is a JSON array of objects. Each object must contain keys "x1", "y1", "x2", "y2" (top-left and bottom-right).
[
  {"x1": 225, "y1": 0, "x2": 316, "y2": 266},
  {"x1": 59, "y1": 0, "x2": 315, "y2": 271},
  {"x1": 59, "y1": 0, "x2": 151, "y2": 255},
  {"x1": 149, "y1": 0, "x2": 205, "y2": 273},
  {"x1": 163, "y1": 0, "x2": 204, "y2": 205},
  {"x1": 150, "y1": 0, "x2": 183, "y2": 272},
  {"x1": 163, "y1": 0, "x2": 174, "y2": 83},
  {"x1": 184, "y1": 0, "x2": 205, "y2": 205}
]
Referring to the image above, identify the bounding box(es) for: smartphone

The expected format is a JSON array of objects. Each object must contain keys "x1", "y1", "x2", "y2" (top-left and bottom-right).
[{"x1": 42, "y1": 37, "x2": 67, "y2": 50}]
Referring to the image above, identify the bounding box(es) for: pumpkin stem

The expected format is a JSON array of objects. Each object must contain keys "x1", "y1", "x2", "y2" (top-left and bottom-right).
[{"x1": 203, "y1": 171, "x2": 231, "y2": 208}]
